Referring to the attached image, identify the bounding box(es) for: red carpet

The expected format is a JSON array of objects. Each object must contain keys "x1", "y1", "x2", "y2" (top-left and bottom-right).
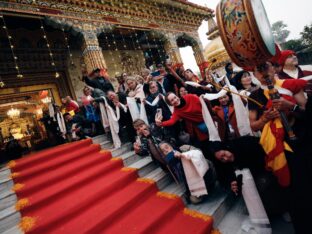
[{"x1": 8, "y1": 139, "x2": 216, "y2": 233}]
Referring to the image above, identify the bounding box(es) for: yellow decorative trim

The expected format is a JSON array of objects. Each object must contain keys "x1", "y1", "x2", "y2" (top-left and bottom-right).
[
  {"x1": 156, "y1": 192, "x2": 179, "y2": 200},
  {"x1": 110, "y1": 157, "x2": 122, "y2": 161},
  {"x1": 136, "y1": 178, "x2": 155, "y2": 184},
  {"x1": 211, "y1": 229, "x2": 222, "y2": 234},
  {"x1": 7, "y1": 160, "x2": 16, "y2": 168},
  {"x1": 19, "y1": 216, "x2": 36, "y2": 232},
  {"x1": 100, "y1": 150, "x2": 110, "y2": 154},
  {"x1": 10, "y1": 172, "x2": 20, "y2": 179},
  {"x1": 12, "y1": 183, "x2": 24, "y2": 192},
  {"x1": 183, "y1": 208, "x2": 212, "y2": 222},
  {"x1": 15, "y1": 198, "x2": 29, "y2": 211},
  {"x1": 121, "y1": 167, "x2": 137, "y2": 172}
]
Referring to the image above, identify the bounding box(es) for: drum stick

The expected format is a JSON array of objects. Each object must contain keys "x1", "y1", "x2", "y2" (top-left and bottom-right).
[{"x1": 210, "y1": 75, "x2": 264, "y2": 108}]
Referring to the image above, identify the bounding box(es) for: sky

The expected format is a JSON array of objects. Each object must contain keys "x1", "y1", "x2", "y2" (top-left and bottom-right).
[{"x1": 180, "y1": 0, "x2": 312, "y2": 73}]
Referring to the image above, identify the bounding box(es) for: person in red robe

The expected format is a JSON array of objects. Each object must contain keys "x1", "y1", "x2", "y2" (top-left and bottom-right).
[
  {"x1": 155, "y1": 93, "x2": 211, "y2": 158},
  {"x1": 278, "y1": 50, "x2": 312, "y2": 79},
  {"x1": 249, "y1": 61, "x2": 311, "y2": 233},
  {"x1": 61, "y1": 96, "x2": 80, "y2": 114}
]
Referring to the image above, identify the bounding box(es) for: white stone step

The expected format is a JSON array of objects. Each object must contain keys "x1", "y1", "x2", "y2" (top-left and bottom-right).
[
  {"x1": 186, "y1": 186, "x2": 235, "y2": 227},
  {"x1": 144, "y1": 167, "x2": 172, "y2": 190},
  {"x1": 91, "y1": 134, "x2": 109, "y2": 145},
  {"x1": 0, "y1": 178, "x2": 14, "y2": 195},
  {"x1": 0, "y1": 190, "x2": 16, "y2": 211},
  {"x1": 118, "y1": 151, "x2": 140, "y2": 167},
  {"x1": 111, "y1": 142, "x2": 132, "y2": 157},
  {"x1": 127, "y1": 156, "x2": 157, "y2": 177},
  {"x1": 0, "y1": 168, "x2": 11, "y2": 181},
  {"x1": 100, "y1": 140, "x2": 113, "y2": 150},
  {"x1": 0, "y1": 206, "x2": 21, "y2": 233},
  {"x1": 216, "y1": 197, "x2": 249, "y2": 234},
  {"x1": 162, "y1": 182, "x2": 186, "y2": 199},
  {"x1": 1, "y1": 225, "x2": 23, "y2": 234}
]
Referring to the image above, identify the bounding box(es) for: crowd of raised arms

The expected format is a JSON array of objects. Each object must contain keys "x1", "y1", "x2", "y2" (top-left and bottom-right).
[{"x1": 48, "y1": 50, "x2": 311, "y2": 233}]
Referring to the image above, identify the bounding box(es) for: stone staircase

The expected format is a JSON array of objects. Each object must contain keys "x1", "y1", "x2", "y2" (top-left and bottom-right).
[{"x1": 0, "y1": 134, "x2": 244, "y2": 233}]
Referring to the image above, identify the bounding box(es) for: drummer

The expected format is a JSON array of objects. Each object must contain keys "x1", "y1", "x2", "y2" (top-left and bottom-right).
[
  {"x1": 278, "y1": 50, "x2": 312, "y2": 80},
  {"x1": 248, "y1": 61, "x2": 311, "y2": 233}
]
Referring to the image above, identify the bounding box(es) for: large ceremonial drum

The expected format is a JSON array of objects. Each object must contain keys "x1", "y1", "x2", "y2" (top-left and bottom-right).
[{"x1": 216, "y1": 0, "x2": 276, "y2": 67}]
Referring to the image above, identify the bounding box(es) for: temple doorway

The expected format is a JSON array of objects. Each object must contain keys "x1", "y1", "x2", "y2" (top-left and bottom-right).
[{"x1": 0, "y1": 84, "x2": 61, "y2": 163}]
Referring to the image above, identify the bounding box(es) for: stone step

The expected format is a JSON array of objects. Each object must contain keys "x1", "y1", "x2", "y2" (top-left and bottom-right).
[
  {"x1": 118, "y1": 151, "x2": 141, "y2": 167},
  {"x1": 91, "y1": 134, "x2": 109, "y2": 145},
  {"x1": 100, "y1": 140, "x2": 113, "y2": 150},
  {"x1": 144, "y1": 167, "x2": 173, "y2": 190},
  {"x1": 111, "y1": 142, "x2": 132, "y2": 157},
  {"x1": 0, "y1": 190, "x2": 16, "y2": 211},
  {"x1": 0, "y1": 168, "x2": 11, "y2": 181},
  {"x1": 162, "y1": 181, "x2": 186, "y2": 200},
  {"x1": 0, "y1": 178, "x2": 14, "y2": 195},
  {"x1": 216, "y1": 197, "x2": 249, "y2": 234},
  {"x1": 0, "y1": 206, "x2": 21, "y2": 233},
  {"x1": 1, "y1": 225, "x2": 23, "y2": 234},
  {"x1": 127, "y1": 156, "x2": 157, "y2": 177},
  {"x1": 0, "y1": 165, "x2": 9, "y2": 172},
  {"x1": 186, "y1": 186, "x2": 235, "y2": 227}
]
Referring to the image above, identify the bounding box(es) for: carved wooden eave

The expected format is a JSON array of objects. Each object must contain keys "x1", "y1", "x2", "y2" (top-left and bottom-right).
[{"x1": 0, "y1": 0, "x2": 213, "y2": 35}]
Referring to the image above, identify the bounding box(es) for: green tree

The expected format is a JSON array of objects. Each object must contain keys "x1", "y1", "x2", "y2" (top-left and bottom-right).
[
  {"x1": 282, "y1": 39, "x2": 307, "y2": 52},
  {"x1": 301, "y1": 23, "x2": 312, "y2": 47},
  {"x1": 271, "y1": 21, "x2": 290, "y2": 44}
]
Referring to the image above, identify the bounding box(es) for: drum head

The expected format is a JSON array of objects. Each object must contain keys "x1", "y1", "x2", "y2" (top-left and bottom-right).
[{"x1": 249, "y1": 0, "x2": 275, "y2": 56}]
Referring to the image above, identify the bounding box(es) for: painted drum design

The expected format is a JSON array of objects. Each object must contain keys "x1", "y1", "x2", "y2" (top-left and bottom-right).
[{"x1": 216, "y1": 0, "x2": 276, "y2": 67}]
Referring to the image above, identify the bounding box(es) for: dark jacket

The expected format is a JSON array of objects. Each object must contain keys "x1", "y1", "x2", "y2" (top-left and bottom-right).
[
  {"x1": 212, "y1": 136, "x2": 266, "y2": 185},
  {"x1": 83, "y1": 76, "x2": 114, "y2": 93},
  {"x1": 145, "y1": 94, "x2": 171, "y2": 124}
]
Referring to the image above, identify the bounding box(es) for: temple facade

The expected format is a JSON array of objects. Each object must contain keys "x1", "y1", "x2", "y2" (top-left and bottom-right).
[{"x1": 0, "y1": 0, "x2": 212, "y2": 145}]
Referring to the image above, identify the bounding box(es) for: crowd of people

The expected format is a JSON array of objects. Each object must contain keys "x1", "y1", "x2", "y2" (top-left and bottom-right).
[{"x1": 45, "y1": 50, "x2": 311, "y2": 233}]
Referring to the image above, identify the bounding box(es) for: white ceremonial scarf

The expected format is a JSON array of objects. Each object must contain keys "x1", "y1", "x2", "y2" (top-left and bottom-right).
[
  {"x1": 48, "y1": 103, "x2": 55, "y2": 120},
  {"x1": 302, "y1": 75, "x2": 312, "y2": 81},
  {"x1": 202, "y1": 78, "x2": 253, "y2": 137},
  {"x1": 224, "y1": 77, "x2": 253, "y2": 136},
  {"x1": 203, "y1": 89, "x2": 228, "y2": 101},
  {"x1": 185, "y1": 81, "x2": 214, "y2": 90},
  {"x1": 145, "y1": 95, "x2": 161, "y2": 106},
  {"x1": 182, "y1": 150, "x2": 209, "y2": 178},
  {"x1": 99, "y1": 100, "x2": 110, "y2": 129},
  {"x1": 127, "y1": 97, "x2": 149, "y2": 125},
  {"x1": 236, "y1": 169, "x2": 271, "y2": 233},
  {"x1": 199, "y1": 96, "x2": 221, "y2": 141},
  {"x1": 56, "y1": 112, "x2": 66, "y2": 137},
  {"x1": 102, "y1": 97, "x2": 122, "y2": 149},
  {"x1": 144, "y1": 94, "x2": 174, "y2": 113},
  {"x1": 180, "y1": 150, "x2": 209, "y2": 197},
  {"x1": 185, "y1": 81, "x2": 201, "y2": 87},
  {"x1": 214, "y1": 75, "x2": 225, "y2": 84}
]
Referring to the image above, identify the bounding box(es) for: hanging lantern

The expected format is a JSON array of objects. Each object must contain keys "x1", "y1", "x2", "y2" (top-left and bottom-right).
[{"x1": 39, "y1": 90, "x2": 48, "y2": 99}]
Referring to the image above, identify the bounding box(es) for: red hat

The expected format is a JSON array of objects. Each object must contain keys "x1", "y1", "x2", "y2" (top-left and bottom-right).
[{"x1": 278, "y1": 50, "x2": 295, "y2": 66}]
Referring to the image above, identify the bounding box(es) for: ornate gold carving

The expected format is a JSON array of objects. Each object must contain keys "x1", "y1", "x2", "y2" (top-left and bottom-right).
[{"x1": 0, "y1": 0, "x2": 213, "y2": 34}]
